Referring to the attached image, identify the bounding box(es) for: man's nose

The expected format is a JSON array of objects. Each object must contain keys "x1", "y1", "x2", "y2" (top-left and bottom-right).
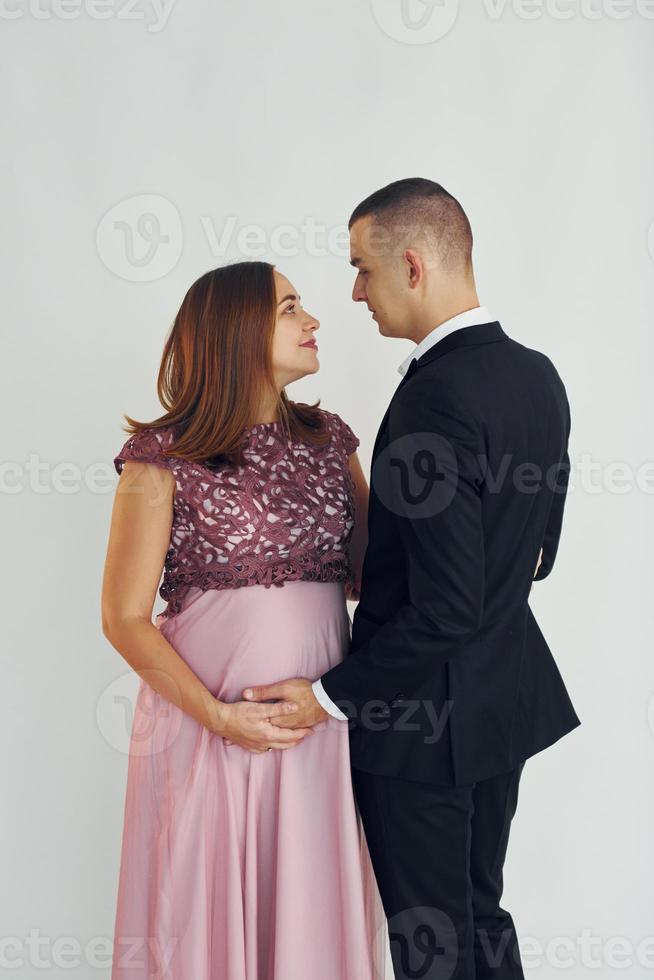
[{"x1": 352, "y1": 282, "x2": 366, "y2": 303}]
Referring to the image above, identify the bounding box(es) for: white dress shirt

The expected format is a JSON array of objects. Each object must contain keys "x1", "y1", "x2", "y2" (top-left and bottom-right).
[{"x1": 312, "y1": 305, "x2": 494, "y2": 721}]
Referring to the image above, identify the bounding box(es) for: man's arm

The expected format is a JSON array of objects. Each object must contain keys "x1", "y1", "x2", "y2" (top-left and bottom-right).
[
  {"x1": 319, "y1": 382, "x2": 485, "y2": 718},
  {"x1": 345, "y1": 450, "x2": 369, "y2": 600},
  {"x1": 532, "y1": 449, "x2": 570, "y2": 581},
  {"x1": 533, "y1": 390, "x2": 572, "y2": 582},
  {"x1": 311, "y1": 449, "x2": 370, "y2": 720}
]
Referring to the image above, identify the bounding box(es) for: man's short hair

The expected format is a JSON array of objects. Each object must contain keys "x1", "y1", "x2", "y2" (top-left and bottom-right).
[{"x1": 349, "y1": 177, "x2": 473, "y2": 274}]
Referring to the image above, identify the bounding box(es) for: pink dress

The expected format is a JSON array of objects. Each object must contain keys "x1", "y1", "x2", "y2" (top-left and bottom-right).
[{"x1": 110, "y1": 410, "x2": 387, "y2": 980}]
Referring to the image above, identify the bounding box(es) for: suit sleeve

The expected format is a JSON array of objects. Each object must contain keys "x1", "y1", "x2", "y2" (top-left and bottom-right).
[
  {"x1": 533, "y1": 387, "x2": 572, "y2": 582},
  {"x1": 319, "y1": 383, "x2": 485, "y2": 716}
]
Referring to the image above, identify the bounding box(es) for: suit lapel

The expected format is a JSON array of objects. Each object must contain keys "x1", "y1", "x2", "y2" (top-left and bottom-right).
[
  {"x1": 371, "y1": 358, "x2": 418, "y2": 460},
  {"x1": 371, "y1": 321, "x2": 508, "y2": 461}
]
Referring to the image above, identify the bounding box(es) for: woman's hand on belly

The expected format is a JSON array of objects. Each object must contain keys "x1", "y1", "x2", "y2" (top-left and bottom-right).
[
  {"x1": 242, "y1": 678, "x2": 329, "y2": 730},
  {"x1": 217, "y1": 699, "x2": 314, "y2": 754}
]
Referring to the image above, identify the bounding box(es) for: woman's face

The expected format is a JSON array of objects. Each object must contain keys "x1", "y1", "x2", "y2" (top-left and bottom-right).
[{"x1": 271, "y1": 271, "x2": 320, "y2": 387}]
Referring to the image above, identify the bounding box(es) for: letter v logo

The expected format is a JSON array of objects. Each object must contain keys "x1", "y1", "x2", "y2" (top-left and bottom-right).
[{"x1": 371, "y1": 0, "x2": 460, "y2": 43}]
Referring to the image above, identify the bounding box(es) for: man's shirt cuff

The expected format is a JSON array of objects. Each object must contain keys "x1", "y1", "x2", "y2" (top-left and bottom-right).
[{"x1": 312, "y1": 679, "x2": 348, "y2": 721}]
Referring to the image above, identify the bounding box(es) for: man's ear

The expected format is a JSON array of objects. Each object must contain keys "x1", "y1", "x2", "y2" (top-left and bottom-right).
[{"x1": 403, "y1": 248, "x2": 423, "y2": 289}]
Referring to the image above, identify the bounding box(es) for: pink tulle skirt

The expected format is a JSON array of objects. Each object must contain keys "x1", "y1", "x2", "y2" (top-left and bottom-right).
[{"x1": 110, "y1": 580, "x2": 387, "y2": 979}]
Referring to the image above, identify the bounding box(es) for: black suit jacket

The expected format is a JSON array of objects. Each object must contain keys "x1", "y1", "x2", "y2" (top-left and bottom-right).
[{"x1": 320, "y1": 321, "x2": 581, "y2": 786}]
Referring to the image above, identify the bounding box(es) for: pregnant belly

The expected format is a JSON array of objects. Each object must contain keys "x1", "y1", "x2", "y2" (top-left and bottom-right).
[{"x1": 155, "y1": 580, "x2": 351, "y2": 702}]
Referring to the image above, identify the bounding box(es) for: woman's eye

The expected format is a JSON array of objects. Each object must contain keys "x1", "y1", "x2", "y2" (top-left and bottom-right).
[{"x1": 285, "y1": 305, "x2": 296, "y2": 314}]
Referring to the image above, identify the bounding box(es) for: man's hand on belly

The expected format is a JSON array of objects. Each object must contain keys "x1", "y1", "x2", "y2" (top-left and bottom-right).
[{"x1": 242, "y1": 678, "x2": 328, "y2": 729}]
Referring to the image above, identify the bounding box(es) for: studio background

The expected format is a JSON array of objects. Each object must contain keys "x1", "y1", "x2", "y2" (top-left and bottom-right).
[{"x1": 2, "y1": 1, "x2": 653, "y2": 977}]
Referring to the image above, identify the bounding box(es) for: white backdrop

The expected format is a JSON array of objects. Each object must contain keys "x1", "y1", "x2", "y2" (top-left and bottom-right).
[{"x1": 2, "y1": 1, "x2": 653, "y2": 977}]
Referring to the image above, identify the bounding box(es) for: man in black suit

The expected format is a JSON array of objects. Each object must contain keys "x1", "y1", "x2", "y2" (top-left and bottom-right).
[{"x1": 245, "y1": 178, "x2": 581, "y2": 979}]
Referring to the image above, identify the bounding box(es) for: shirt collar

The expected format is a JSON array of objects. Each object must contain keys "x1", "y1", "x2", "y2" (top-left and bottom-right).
[{"x1": 398, "y1": 305, "x2": 493, "y2": 376}]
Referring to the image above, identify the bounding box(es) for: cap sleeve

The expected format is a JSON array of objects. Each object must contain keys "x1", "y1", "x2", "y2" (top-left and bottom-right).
[
  {"x1": 322, "y1": 410, "x2": 360, "y2": 457},
  {"x1": 114, "y1": 427, "x2": 178, "y2": 476}
]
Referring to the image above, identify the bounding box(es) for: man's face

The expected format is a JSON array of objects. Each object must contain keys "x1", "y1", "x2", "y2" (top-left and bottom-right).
[{"x1": 349, "y1": 215, "x2": 412, "y2": 339}]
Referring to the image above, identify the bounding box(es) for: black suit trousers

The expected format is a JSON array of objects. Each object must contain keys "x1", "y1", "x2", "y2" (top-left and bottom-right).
[{"x1": 353, "y1": 762, "x2": 527, "y2": 980}]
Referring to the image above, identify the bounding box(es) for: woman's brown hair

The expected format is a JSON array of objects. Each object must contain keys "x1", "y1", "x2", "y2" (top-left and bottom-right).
[{"x1": 121, "y1": 261, "x2": 330, "y2": 466}]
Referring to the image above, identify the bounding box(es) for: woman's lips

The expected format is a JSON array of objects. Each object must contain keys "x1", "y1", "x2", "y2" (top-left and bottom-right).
[{"x1": 300, "y1": 341, "x2": 318, "y2": 349}]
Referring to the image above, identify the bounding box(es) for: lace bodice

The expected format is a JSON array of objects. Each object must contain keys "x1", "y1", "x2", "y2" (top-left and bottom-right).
[{"x1": 113, "y1": 409, "x2": 360, "y2": 621}]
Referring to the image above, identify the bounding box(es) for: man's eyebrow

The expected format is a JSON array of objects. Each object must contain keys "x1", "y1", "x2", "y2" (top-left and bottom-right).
[{"x1": 277, "y1": 293, "x2": 300, "y2": 305}]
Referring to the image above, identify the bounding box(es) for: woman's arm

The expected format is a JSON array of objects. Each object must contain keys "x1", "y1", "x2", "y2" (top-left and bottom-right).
[
  {"x1": 346, "y1": 451, "x2": 369, "y2": 601},
  {"x1": 101, "y1": 460, "x2": 307, "y2": 752}
]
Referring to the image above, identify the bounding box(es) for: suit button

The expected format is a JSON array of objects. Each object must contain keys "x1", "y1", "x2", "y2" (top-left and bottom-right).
[{"x1": 366, "y1": 703, "x2": 391, "y2": 719}]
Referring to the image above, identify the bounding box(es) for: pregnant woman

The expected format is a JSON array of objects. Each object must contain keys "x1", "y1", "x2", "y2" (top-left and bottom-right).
[{"x1": 101, "y1": 261, "x2": 386, "y2": 980}]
